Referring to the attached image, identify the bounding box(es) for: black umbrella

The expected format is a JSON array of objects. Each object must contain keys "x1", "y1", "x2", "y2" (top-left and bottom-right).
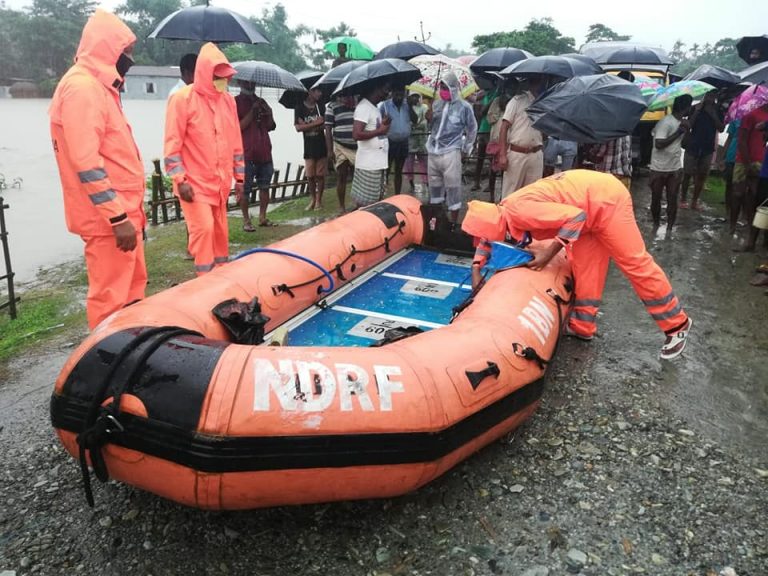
[
  {"x1": 311, "y1": 60, "x2": 368, "y2": 95},
  {"x1": 683, "y1": 64, "x2": 741, "y2": 89},
  {"x1": 148, "y1": 4, "x2": 269, "y2": 44},
  {"x1": 736, "y1": 35, "x2": 768, "y2": 65},
  {"x1": 374, "y1": 41, "x2": 439, "y2": 61},
  {"x1": 500, "y1": 55, "x2": 602, "y2": 79},
  {"x1": 601, "y1": 46, "x2": 673, "y2": 66},
  {"x1": 295, "y1": 70, "x2": 324, "y2": 89},
  {"x1": 332, "y1": 58, "x2": 422, "y2": 97},
  {"x1": 559, "y1": 53, "x2": 601, "y2": 67},
  {"x1": 526, "y1": 74, "x2": 647, "y2": 143},
  {"x1": 232, "y1": 61, "x2": 306, "y2": 90},
  {"x1": 738, "y1": 60, "x2": 768, "y2": 85},
  {"x1": 470, "y1": 47, "x2": 532, "y2": 74}
]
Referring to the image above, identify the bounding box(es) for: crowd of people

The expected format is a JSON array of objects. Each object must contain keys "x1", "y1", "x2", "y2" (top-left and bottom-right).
[{"x1": 48, "y1": 11, "x2": 766, "y2": 358}]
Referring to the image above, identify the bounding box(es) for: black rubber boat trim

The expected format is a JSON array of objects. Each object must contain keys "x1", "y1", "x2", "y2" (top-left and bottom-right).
[{"x1": 50, "y1": 377, "x2": 544, "y2": 473}]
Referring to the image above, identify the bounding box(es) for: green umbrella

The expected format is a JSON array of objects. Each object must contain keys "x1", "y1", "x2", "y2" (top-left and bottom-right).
[
  {"x1": 324, "y1": 35, "x2": 375, "y2": 60},
  {"x1": 647, "y1": 80, "x2": 715, "y2": 112}
]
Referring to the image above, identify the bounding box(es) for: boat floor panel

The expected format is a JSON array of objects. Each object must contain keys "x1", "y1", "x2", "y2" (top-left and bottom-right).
[{"x1": 284, "y1": 248, "x2": 473, "y2": 347}]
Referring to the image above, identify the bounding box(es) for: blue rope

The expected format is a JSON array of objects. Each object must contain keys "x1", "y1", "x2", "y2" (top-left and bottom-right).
[{"x1": 233, "y1": 247, "x2": 335, "y2": 294}]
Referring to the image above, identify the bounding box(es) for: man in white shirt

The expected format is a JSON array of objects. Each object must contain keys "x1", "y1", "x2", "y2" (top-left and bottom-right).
[
  {"x1": 350, "y1": 83, "x2": 391, "y2": 207},
  {"x1": 650, "y1": 95, "x2": 692, "y2": 229}
]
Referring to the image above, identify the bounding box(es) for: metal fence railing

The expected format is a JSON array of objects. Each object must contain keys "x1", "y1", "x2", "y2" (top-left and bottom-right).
[{"x1": 148, "y1": 159, "x2": 309, "y2": 226}]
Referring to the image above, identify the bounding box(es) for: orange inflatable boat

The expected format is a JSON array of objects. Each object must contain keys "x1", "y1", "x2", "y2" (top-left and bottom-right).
[{"x1": 50, "y1": 195, "x2": 573, "y2": 510}]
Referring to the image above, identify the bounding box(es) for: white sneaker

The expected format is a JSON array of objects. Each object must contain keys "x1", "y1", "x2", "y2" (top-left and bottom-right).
[
  {"x1": 660, "y1": 317, "x2": 692, "y2": 360},
  {"x1": 563, "y1": 324, "x2": 594, "y2": 341}
]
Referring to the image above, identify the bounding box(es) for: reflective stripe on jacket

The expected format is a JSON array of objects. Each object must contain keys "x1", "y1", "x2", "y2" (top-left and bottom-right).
[{"x1": 500, "y1": 170, "x2": 629, "y2": 245}]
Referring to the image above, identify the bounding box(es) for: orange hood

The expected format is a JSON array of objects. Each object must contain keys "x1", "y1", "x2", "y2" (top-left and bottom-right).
[
  {"x1": 462, "y1": 201, "x2": 507, "y2": 241},
  {"x1": 193, "y1": 42, "x2": 237, "y2": 98},
  {"x1": 74, "y1": 9, "x2": 136, "y2": 93}
]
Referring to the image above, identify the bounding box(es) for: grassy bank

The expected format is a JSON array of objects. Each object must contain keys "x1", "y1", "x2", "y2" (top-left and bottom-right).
[{"x1": 0, "y1": 197, "x2": 339, "y2": 364}]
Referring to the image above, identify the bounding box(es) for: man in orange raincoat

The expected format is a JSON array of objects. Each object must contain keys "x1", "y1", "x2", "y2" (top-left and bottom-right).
[
  {"x1": 164, "y1": 43, "x2": 244, "y2": 275},
  {"x1": 462, "y1": 170, "x2": 693, "y2": 360},
  {"x1": 49, "y1": 9, "x2": 146, "y2": 330}
]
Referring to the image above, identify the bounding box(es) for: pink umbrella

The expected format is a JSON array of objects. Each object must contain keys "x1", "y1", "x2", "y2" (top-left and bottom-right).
[
  {"x1": 725, "y1": 84, "x2": 768, "y2": 123},
  {"x1": 455, "y1": 55, "x2": 477, "y2": 66}
]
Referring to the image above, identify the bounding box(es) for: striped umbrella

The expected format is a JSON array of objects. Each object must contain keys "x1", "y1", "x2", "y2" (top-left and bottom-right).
[{"x1": 647, "y1": 80, "x2": 715, "y2": 112}]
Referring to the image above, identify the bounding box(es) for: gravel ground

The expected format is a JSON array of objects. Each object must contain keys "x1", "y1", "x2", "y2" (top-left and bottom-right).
[{"x1": 1, "y1": 176, "x2": 766, "y2": 576}]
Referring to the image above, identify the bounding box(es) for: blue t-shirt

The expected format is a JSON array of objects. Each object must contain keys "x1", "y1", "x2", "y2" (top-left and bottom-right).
[
  {"x1": 760, "y1": 146, "x2": 768, "y2": 179},
  {"x1": 379, "y1": 99, "x2": 412, "y2": 142},
  {"x1": 725, "y1": 120, "x2": 741, "y2": 164}
]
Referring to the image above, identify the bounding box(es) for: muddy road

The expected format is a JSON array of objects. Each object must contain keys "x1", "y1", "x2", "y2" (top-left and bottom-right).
[{"x1": 1, "y1": 176, "x2": 766, "y2": 576}]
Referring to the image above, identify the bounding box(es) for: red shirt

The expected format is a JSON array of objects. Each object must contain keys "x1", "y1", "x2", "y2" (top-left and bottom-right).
[
  {"x1": 736, "y1": 107, "x2": 768, "y2": 164},
  {"x1": 235, "y1": 93, "x2": 275, "y2": 164}
]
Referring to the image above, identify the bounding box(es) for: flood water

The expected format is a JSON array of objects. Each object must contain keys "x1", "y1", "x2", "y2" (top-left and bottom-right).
[{"x1": 0, "y1": 90, "x2": 303, "y2": 284}]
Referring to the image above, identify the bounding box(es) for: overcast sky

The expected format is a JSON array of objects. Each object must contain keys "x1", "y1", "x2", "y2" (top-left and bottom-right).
[{"x1": 5, "y1": 0, "x2": 768, "y2": 55}]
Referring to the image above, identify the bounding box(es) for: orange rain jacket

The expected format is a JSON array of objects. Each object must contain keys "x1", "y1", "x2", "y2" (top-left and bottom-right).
[
  {"x1": 163, "y1": 43, "x2": 245, "y2": 205},
  {"x1": 49, "y1": 9, "x2": 145, "y2": 237}
]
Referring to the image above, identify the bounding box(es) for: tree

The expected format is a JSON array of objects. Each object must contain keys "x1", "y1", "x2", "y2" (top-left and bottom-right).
[
  {"x1": 117, "y1": 0, "x2": 200, "y2": 67},
  {"x1": 669, "y1": 37, "x2": 746, "y2": 76},
  {"x1": 585, "y1": 23, "x2": 630, "y2": 43},
  {"x1": 472, "y1": 18, "x2": 575, "y2": 56},
  {"x1": 439, "y1": 43, "x2": 470, "y2": 59},
  {"x1": 24, "y1": 0, "x2": 96, "y2": 83},
  {"x1": 0, "y1": 6, "x2": 29, "y2": 81},
  {"x1": 221, "y1": 5, "x2": 308, "y2": 73}
]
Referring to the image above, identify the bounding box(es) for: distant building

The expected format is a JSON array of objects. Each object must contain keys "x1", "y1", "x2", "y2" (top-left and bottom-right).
[{"x1": 123, "y1": 66, "x2": 181, "y2": 100}]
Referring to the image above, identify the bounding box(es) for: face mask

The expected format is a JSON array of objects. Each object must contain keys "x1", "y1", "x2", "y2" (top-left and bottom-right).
[
  {"x1": 439, "y1": 88, "x2": 451, "y2": 101},
  {"x1": 213, "y1": 78, "x2": 229, "y2": 93},
  {"x1": 116, "y1": 52, "x2": 134, "y2": 78}
]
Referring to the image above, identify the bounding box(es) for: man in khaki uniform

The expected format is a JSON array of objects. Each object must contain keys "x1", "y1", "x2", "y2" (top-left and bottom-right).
[{"x1": 497, "y1": 76, "x2": 544, "y2": 198}]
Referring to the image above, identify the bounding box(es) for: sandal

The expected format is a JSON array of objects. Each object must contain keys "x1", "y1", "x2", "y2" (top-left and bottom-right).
[
  {"x1": 243, "y1": 222, "x2": 256, "y2": 232},
  {"x1": 259, "y1": 220, "x2": 278, "y2": 227},
  {"x1": 755, "y1": 263, "x2": 768, "y2": 274}
]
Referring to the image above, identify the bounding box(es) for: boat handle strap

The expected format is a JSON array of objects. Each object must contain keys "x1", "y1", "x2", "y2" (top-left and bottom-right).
[{"x1": 465, "y1": 361, "x2": 501, "y2": 390}]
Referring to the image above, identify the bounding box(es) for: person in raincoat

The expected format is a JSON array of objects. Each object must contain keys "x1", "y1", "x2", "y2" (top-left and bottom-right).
[
  {"x1": 164, "y1": 43, "x2": 244, "y2": 276},
  {"x1": 49, "y1": 9, "x2": 147, "y2": 330},
  {"x1": 461, "y1": 170, "x2": 693, "y2": 360},
  {"x1": 426, "y1": 71, "x2": 478, "y2": 226}
]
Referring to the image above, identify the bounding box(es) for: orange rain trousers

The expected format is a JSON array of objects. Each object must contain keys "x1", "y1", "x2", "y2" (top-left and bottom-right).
[
  {"x1": 180, "y1": 199, "x2": 229, "y2": 275},
  {"x1": 567, "y1": 192, "x2": 687, "y2": 337},
  {"x1": 83, "y1": 232, "x2": 146, "y2": 329}
]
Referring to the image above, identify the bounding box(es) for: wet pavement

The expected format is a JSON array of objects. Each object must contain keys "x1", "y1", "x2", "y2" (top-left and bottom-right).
[{"x1": 1, "y1": 174, "x2": 767, "y2": 575}]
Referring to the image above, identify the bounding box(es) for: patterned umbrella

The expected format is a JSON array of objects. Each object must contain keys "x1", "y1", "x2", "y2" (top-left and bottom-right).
[
  {"x1": 407, "y1": 54, "x2": 479, "y2": 99},
  {"x1": 725, "y1": 84, "x2": 768, "y2": 123},
  {"x1": 647, "y1": 80, "x2": 715, "y2": 112},
  {"x1": 323, "y1": 36, "x2": 375, "y2": 60},
  {"x1": 633, "y1": 74, "x2": 663, "y2": 101},
  {"x1": 232, "y1": 61, "x2": 306, "y2": 91}
]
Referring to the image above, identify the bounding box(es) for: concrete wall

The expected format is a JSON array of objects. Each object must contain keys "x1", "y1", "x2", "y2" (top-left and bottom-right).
[{"x1": 123, "y1": 76, "x2": 179, "y2": 100}]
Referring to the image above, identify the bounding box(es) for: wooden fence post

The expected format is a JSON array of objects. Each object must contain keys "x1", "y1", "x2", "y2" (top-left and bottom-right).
[{"x1": 0, "y1": 197, "x2": 18, "y2": 319}]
